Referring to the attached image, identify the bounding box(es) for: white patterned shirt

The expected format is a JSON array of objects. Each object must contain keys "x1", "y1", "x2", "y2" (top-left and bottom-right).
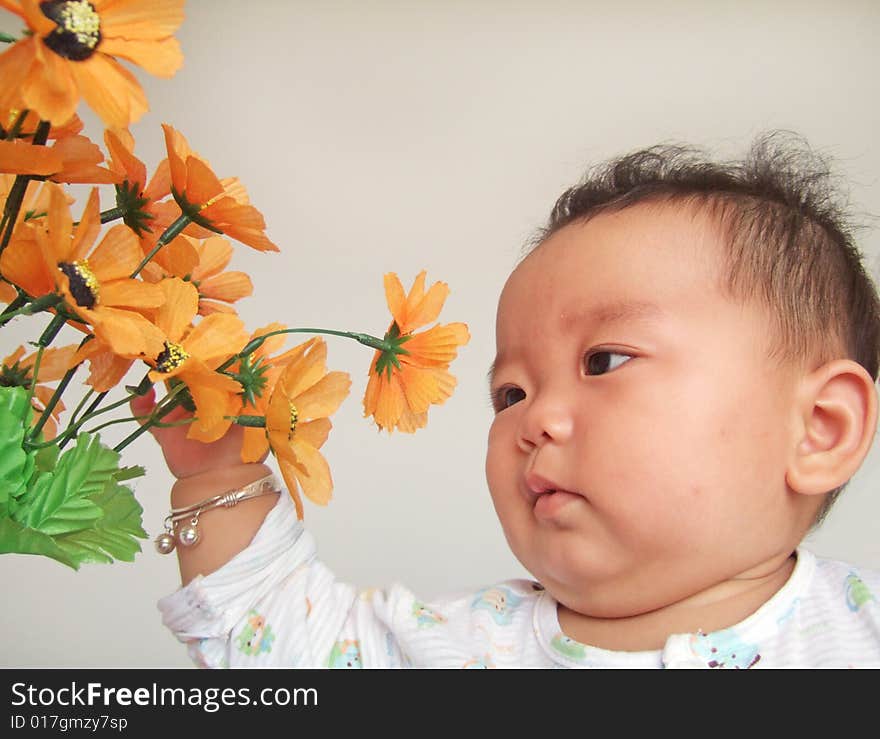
[{"x1": 159, "y1": 492, "x2": 880, "y2": 668}]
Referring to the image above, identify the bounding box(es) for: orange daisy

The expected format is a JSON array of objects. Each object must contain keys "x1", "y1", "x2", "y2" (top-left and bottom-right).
[
  {"x1": 146, "y1": 277, "x2": 249, "y2": 443},
  {"x1": 0, "y1": 0, "x2": 185, "y2": 127},
  {"x1": 104, "y1": 127, "x2": 173, "y2": 240},
  {"x1": 363, "y1": 271, "x2": 470, "y2": 432},
  {"x1": 162, "y1": 124, "x2": 279, "y2": 253},
  {"x1": 234, "y1": 322, "x2": 312, "y2": 463},
  {"x1": 0, "y1": 133, "x2": 120, "y2": 183},
  {"x1": 0, "y1": 183, "x2": 166, "y2": 357},
  {"x1": 263, "y1": 337, "x2": 351, "y2": 519},
  {"x1": 140, "y1": 233, "x2": 253, "y2": 316},
  {"x1": 2, "y1": 343, "x2": 78, "y2": 439}
]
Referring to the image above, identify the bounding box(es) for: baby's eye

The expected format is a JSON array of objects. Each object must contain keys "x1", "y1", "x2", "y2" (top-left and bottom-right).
[
  {"x1": 492, "y1": 386, "x2": 526, "y2": 412},
  {"x1": 583, "y1": 351, "x2": 633, "y2": 376}
]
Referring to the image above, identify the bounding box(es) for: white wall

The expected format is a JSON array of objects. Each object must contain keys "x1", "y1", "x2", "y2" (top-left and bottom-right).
[{"x1": 1, "y1": 0, "x2": 878, "y2": 667}]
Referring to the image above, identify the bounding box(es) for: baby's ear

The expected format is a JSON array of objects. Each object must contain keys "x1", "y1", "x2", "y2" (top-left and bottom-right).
[{"x1": 786, "y1": 359, "x2": 878, "y2": 496}]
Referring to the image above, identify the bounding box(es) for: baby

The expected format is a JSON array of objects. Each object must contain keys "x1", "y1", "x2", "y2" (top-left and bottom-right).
[{"x1": 147, "y1": 133, "x2": 880, "y2": 668}]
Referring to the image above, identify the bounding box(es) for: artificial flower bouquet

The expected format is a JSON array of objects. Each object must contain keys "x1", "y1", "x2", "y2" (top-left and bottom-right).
[{"x1": 0, "y1": 1, "x2": 468, "y2": 568}]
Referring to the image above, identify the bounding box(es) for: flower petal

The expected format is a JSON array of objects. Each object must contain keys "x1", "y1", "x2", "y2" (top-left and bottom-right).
[
  {"x1": 98, "y1": 36, "x2": 183, "y2": 77},
  {"x1": 154, "y1": 277, "x2": 197, "y2": 341},
  {"x1": 241, "y1": 426, "x2": 269, "y2": 464},
  {"x1": 293, "y1": 371, "x2": 351, "y2": 421},
  {"x1": 191, "y1": 235, "x2": 232, "y2": 280},
  {"x1": 289, "y1": 440, "x2": 333, "y2": 506},
  {"x1": 182, "y1": 313, "x2": 247, "y2": 364},
  {"x1": 279, "y1": 338, "x2": 327, "y2": 400},
  {"x1": 294, "y1": 417, "x2": 332, "y2": 450},
  {"x1": 198, "y1": 271, "x2": 253, "y2": 303},
  {"x1": 104, "y1": 127, "x2": 147, "y2": 187},
  {"x1": 23, "y1": 42, "x2": 79, "y2": 126},
  {"x1": 50, "y1": 135, "x2": 120, "y2": 184},
  {"x1": 276, "y1": 456, "x2": 305, "y2": 520},
  {"x1": 87, "y1": 223, "x2": 143, "y2": 280},
  {"x1": 87, "y1": 305, "x2": 166, "y2": 358},
  {"x1": 0, "y1": 39, "x2": 37, "y2": 112},
  {"x1": 69, "y1": 52, "x2": 149, "y2": 128},
  {"x1": 0, "y1": 139, "x2": 63, "y2": 175},
  {"x1": 69, "y1": 186, "x2": 101, "y2": 262},
  {"x1": 96, "y1": 0, "x2": 185, "y2": 39},
  {"x1": 399, "y1": 322, "x2": 470, "y2": 367},
  {"x1": 0, "y1": 224, "x2": 55, "y2": 297},
  {"x1": 99, "y1": 278, "x2": 164, "y2": 309}
]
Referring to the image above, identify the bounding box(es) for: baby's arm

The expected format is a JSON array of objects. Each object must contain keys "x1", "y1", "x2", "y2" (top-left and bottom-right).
[
  {"x1": 134, "y1": 390, "x2": 418, "y2": 667},
  {"x1": 132, "y1": 390, "x2": 276, "y2": 585}
]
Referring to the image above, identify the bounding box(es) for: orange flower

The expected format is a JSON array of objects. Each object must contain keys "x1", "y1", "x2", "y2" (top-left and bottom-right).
[
  {"x1": 2, "y1": 343, "x2": 78, "y2": 439},
  {"x1": 104, "y1": 127, "x2": 173, "y2": 240},
  {"x1": 146, "y1": 277, "x2": 249, "y2": 442},
  {"x1": 141, "y1": 233, "x2": 253, "y2": 316},
  {"x1": 0, "y1": 183, "x2": 166, "y2": 357},
  {"x1": 0, "y1": 134, "x2": 120, "y2": 183},
  {"x1": 234, "y1": 323, "x2": 313, "y2": 463},
  {"x1": 162, "y1": 124, "x2": 279, "y2": 253},
  {"x1": 263, "y1": 337, "x2": 351, "y2": 519},
  {"x1": 363, "y1": 271, "x2": 469, "y2": 432},
  {"x1": 0, "y1": 0, "x2": 184, "y2": 127}
]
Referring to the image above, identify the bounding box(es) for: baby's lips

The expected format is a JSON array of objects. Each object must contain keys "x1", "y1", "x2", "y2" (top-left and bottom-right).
[{"x1": 524, "y1": 469, "x2": 564, "y2": 495}]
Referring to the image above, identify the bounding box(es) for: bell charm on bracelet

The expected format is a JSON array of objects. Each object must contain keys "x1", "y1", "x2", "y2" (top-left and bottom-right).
[
  {"x1": 177, "y1": 515, "x2": 201, "y2": 547},
  {"x1": 154, "y1": 517, "x2": 176, "y2": 554}
]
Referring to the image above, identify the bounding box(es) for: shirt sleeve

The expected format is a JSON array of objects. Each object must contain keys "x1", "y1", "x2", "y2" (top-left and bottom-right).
[{"x1": 157, "y1": 492, "x2": 410, "y2": 668}]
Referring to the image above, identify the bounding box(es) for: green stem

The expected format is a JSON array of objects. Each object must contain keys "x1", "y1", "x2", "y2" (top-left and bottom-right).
[
  {"x1": 234, "y1": 414, "x2": 266, "y2": 427},
  {"x1": 0, "y1": 293, "x2": 62, "y2": 326},
  {"x1": 130, "y1": 213, "x2": 191, "y2": 277},
  {"x1": 0, "y1": 290, "x2": 27, "y2": 322},
  {"x1": 217, "y1": 327, "x2": 393, "y2": 373},
  {"x1": 36, "y1": 311, "x2": 68, "y2": 347},
  {"x1": 24, "y1": 345, "x2": 43, "y2": 413},
  {"x1": 5, "y1": 109, "x2": 28, "y2": 141},
  {"x1": 0, "y1": 120, "x2": 50, "y2": 257},
  {"x1": 83, "y1": 415, "x2": 144, "y2": 436},
  {"x1": 112, "y1": 381, "x2": 187, "y2": 452},
  {"x1": 0, "y1": 32, "x2": 15, "y2": 44},
  {"x1": 28, "y1": 356, "x2": 75, "y2": 440},
  {"x1": 100, "y1": 206, "x2": 124, "y2": 224}
]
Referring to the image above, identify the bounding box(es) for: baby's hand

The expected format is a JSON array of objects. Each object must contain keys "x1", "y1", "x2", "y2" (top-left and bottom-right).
[{"x1": 130, "y1": 387, "x2": 257, "y2": 480}]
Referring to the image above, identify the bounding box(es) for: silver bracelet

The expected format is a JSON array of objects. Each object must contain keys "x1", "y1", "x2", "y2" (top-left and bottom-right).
[{"x1": 154, "y1": 473, "x2": 280, "y2": 554}]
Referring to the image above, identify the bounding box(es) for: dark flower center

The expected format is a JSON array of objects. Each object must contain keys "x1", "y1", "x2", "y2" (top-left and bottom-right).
[
  {"x1": 40, "y1": 0, "x2": 101, "y2": 62},
  {"x1": 155, "y1": 342, "x2": 190, "y2": 373},
  {"x1": 58, "y1": 260, "x2": 98, "y2": 308}
]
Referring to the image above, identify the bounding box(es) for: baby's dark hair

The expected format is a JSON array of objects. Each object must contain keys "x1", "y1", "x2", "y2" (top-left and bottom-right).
[{"x1": 532, "y1": 131, "x2": 880, "y2": 526}]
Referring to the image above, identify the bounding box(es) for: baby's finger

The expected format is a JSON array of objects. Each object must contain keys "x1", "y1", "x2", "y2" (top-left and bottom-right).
[{"x1": 129, "y1": 386, "x2": 157, "y2": 423}]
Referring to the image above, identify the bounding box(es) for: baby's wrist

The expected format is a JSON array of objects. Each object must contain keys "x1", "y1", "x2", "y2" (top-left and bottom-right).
[{"x1": 170, "y1": 463, "x2": 274, "y2": 509}]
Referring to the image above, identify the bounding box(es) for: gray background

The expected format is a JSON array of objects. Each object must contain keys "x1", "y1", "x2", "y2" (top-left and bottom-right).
[{"x1": 1, "y1": 0, "x2": 878, "y2": 667}]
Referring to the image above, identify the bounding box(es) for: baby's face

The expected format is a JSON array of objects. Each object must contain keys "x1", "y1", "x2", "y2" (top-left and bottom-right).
[{"x1": 485, "y1": 203, "x2": 805, "y2": 618}]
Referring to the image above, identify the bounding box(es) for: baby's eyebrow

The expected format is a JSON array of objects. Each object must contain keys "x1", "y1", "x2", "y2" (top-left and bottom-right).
[{"x1": 564, "y1": 299, "x2": 666, "y2": 328}]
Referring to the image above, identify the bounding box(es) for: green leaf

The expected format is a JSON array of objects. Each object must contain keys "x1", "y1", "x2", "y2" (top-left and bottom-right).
[
  {"x1": 54, "y1": 477, "x2": 147, "y2": 565},
  {"x1": 0, "y1": 387, "x2": 36, "y2": 512},
  {"x1": 0, "y1": 431, "x2": 148, "y2": 569},
  {"x1": 15, "y1": 433, "x2": 121, "y2": 533},
  {"x1": 0, "y1": 517, "x2": 77, "y2": 568}
]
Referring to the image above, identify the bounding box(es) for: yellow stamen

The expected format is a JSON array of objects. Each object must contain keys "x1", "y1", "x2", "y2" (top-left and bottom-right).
[
  {"x1": 289, "y1": 403, "x2": 299, "y2": 436},
  {"x1": 155, "y1": 342, "x2": 190, "y2": 373},
  {"x1": 57, "y1": 1, "x2": 100, "y2": 49}
]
